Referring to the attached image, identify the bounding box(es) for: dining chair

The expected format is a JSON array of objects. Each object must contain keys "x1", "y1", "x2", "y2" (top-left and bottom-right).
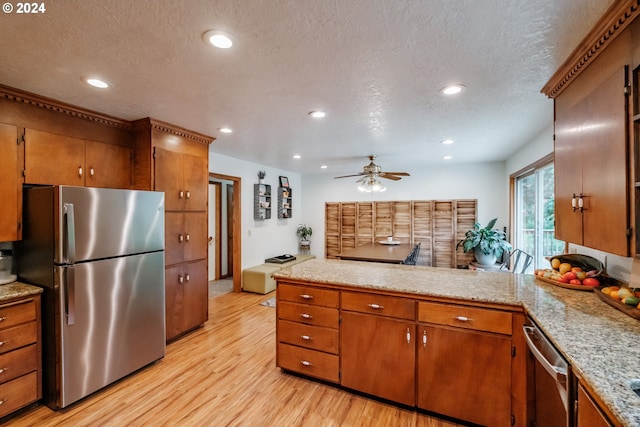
[
  {"x1": 402, "y1": 242, "x2": 421, "y2": 265},
  {"x1": 500, "y1": 249, "x2": 533, "y2": 274}
]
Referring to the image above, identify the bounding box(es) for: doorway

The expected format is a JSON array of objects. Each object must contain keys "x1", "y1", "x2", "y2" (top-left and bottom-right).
[{"x1": 209, "y1": 173, "x2": 242, "y2": 292}]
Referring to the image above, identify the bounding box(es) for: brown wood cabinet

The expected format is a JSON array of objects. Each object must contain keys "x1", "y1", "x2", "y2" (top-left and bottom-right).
[
  {"x1": 24, "y1": 128, "x2": 131, "y2": 188},
  {"x1": 417, "y1": 301, "x2": 513, "y2": 427},
  {"x1": 575, "y1": 380, "x2": 615, "y2": 427},
  {"x1": 0, "y1": 123, "x2": 22, "y2": 242},
  {"x1": 276, "y1": 283, "x2": 340, "y2": 383},
  {"x1": 147, "y1": 135, "x2": 211, "y2": 342},
  {"x1": 554, "y1": 66, "x2": 630, "y2": 256},
  {"x1": 276, "y1": 280, "x2": 526, "y2": 426},
  {"x1": 0, "y1": 294, "x2": 41, "y2": 419}
]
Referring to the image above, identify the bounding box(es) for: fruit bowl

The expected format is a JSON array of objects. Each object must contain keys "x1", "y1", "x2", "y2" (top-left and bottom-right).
[
  {"x1": 535, "y1": 253, "x2": 605, "y2": 291},
  {"x1": 594, "y1": 285, "x2": 640, "y2": 320}
]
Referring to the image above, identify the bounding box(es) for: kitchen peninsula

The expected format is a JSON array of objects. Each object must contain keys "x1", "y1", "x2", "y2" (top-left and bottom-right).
[{"x1": 274, "y1": 259, "x2": 640, "y2": 427}]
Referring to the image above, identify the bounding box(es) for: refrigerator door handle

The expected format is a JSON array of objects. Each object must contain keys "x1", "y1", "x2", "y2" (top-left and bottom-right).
[
  {"x1": 63, "y1": 203, "x2": 76, "y2": 264},
  {"x1": 65, "y1": 267, "x2": 76, "y2": 325}
]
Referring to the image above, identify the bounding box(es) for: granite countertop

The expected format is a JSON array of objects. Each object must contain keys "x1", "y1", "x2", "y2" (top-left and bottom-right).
[
  {"x1": 0, "y1": 281, "x2": 43, "y2": 302},
  {"x1": 275, "y1": 258, "x2": 640, "y2": 427}
]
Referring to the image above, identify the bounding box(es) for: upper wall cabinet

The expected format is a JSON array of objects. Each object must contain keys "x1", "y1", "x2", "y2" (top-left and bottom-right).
[
  {"x1": 0, "y1": 123, "x2": 22, "y2": 242},
  {"x1": 154, "y1": 148, "x2": 207, "y2": 212},
  {"x1": 554, "y1": 68, "x2": 630, "y2": 256},
  {"x1": 24, "y1": 129, "x2": 131, "y2": 189}
]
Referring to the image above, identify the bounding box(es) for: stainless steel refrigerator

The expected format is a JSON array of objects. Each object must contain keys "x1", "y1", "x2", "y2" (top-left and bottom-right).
[{"x1": 17, "y1": 185, "x2": 166, "y2": 409}]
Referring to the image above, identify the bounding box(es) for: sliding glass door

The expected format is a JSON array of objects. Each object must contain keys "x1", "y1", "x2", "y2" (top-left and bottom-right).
[{"x1": 514, "y1": 161, "x2": 564, "y2": 271}]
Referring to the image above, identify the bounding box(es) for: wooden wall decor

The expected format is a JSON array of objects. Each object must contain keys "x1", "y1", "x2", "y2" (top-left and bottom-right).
[{"x1": 325, "y1": 200, "x2": 477, "y2": 268}]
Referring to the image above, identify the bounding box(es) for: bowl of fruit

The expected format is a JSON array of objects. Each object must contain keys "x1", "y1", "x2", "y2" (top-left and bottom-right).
[
  {"x1": 534, "y1": 253, "x2": 604, "y2": 291},
  {"x1": 595, "y1": 285, "x2": 640, "y2": 320}
]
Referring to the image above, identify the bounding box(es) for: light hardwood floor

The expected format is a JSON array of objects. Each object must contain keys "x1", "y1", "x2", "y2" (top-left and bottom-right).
[{"x1": 5, "y1": 292, "x2": 464, "y2": 427}]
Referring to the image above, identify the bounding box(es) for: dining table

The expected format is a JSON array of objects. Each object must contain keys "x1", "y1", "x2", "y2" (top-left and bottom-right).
[{"x1": 336, "y1": 242, "x2": 413, "y2": 264}]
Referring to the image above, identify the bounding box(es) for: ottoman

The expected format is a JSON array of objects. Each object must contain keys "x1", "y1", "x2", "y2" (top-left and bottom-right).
[{"x1": 242, "y1": 264, "x2": 282, "y2": 294}]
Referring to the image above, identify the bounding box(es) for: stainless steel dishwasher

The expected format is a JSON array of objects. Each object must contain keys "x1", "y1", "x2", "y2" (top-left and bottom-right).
[{"x1": 523, "y1": 319, "x2": 574, "y2": 427}]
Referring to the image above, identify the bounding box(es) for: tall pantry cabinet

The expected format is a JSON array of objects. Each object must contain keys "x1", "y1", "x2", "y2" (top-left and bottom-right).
[{"x1": 132, "y1": 118, "x2": 214, "y2": 341}]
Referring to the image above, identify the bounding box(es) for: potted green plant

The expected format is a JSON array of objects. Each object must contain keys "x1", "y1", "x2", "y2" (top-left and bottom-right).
[
  {"x1": 296, "y1": 224, "x2": 312, "y2": 244},
  {"x1": 461, "y1": 218, "x2": 512, "y2": 266}
]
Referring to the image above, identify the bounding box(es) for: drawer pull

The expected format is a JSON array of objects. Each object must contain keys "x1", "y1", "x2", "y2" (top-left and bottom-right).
[
  {"x1": 368, "y1": 303, "x2": 384, "y2": 310},
  {"x1": 0, "y1": 368, "x2": 7, "y2": 374},
  {"x1": 454, "y1": 315, "x2": 472, "y2": 322},
  {"x1": 300, "y1": 294, "x2": 314, "y2": 300},
  {"x1": 301, "y1": 360, "x2": 312, "y2": 367},
  {"x1": 0, "y1": 341, "x2": 6, "y2": 346},
  {"x1": 300, "y1": 313, "x2": 313, "y2": 320},
  {"x1": 0, "y1": 399, "x2": 5, "y2": 405},
  {"x1": 0, "y1": 317, "x2": 6, "y2": 322},
  {"x1": 422, "y1": 330, "x2": 427, "y2": 347},
  {"x1": 301, "y1": 335, "x2": 311, "y2": 340}
]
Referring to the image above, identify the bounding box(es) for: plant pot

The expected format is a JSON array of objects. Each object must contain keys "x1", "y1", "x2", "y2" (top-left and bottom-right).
[{"x1": 474, "y1": 248, "x2": 497, "y2": 266}]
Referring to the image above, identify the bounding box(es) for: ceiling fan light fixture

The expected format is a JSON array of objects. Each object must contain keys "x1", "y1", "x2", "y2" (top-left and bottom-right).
[
  {"x1": 440, "y1": 84, "x2": 465, "y2": 95},
  {"x1": 358, "y1": 176, "x2": 386, "y2": 193}
]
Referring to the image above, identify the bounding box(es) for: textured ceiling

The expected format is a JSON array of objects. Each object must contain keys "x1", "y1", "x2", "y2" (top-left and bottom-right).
[{"x1": 0, "y1": 0, "x2": 612, "y2": 175}]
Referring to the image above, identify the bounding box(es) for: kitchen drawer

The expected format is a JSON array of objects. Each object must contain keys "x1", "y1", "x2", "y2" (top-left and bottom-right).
[
  {"x1": 0, "y1": 322, "x2": 38, "y2": 355},
  {"x1": 278, "y1": 320, "x2": 339, "y2": 354},
  {"x1": 0, "y1": 299, "x2": 37, "y2": 331},
  {"x1": 277, "y1": 342, "x2": 339, "y2": 383},
  {"x1": 418, "y1": 301, "x2": 512, "y2": 335},
  {"x1": 0, "y1": 344, "x2": 38, "y2": 385},
  {"x1": 0, "y1": 371, "x2": 38, "y2": 418},
  {"x1": 278, "y1": 284, "x2": 339, "y2": 308},
  {"x1": 341, "y1": 291, "x2": 415, "y2": 320},
  {"x1": 278, "y1": 301, "x2": 339, "y2": 328}
]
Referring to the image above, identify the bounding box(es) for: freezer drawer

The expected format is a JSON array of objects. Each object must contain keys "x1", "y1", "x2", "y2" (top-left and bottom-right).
[{"x1": 52, "y1": 251, "x2": 165, "y2": 408}]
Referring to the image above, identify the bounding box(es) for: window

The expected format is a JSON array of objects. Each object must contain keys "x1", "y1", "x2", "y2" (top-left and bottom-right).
[{"x1": 512, "y1": 156, "x2": 564, "y2": 272}]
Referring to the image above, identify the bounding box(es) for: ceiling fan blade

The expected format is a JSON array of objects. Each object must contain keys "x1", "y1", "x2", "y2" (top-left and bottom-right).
[
  {"x1": 334, "y1": 173, "x2": 365, "y2": 179},
  {"x1": 381, "y1": 172, "x2": 410, "y2": 176},
  {"x1": 379, "y1": 175, "x2": 402, "y2": 181}
]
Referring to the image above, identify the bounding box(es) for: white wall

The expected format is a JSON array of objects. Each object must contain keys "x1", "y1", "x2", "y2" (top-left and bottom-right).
[
  {"x1": 209, "y1": 153, "x2": 302, "y2": 268},
  {"x1": 302, "y1": 162, "x2": 508, "y2": 258}
]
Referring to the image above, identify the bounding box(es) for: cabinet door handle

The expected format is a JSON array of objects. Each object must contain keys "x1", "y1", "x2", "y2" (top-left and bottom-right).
[
  {"x1": 178, "y1": 234, "x2": 184, "y2": 243},
  {"x1": 185, "y1": 273, "x2": 190, "y2": 282},
  {"x1": 454, "y1": 315, "x2": 472, "y2": 322},
  {"x1": 186, "y1": 190, "x2": 191, "y2": 199},
  {"x1": 301, "y1": 335, "x2": 311, "y2": 341},
  {"x1": 368, "y1": 303, "x2": 384, "y2": 310},
  {"x1": 179, "y1": 190, "x2": 184, "y2": 199},
  {"x1": 178, "y1": 275, "x2": 184, "y2": 284},
  {"x1": 78, "y1": 166, "x2": 83, "y2": 177},
  {"x1": 423, "y1": 330, "x2": 427, "y2": 347},
  {"x1": 185, "y1": 233, "x2": 190, "y2": 242},
  {"x1": 406, "y1": 328, "x2": 411, "y2": 344},
  {"x1": 300, "y1": 294, "x2": 314, "y2": 300},
  {"x1": 301, "y1": 360, "x2": 312, "y2": 367},
  {"x1": 300, "y1": 313, "x2": 313, "y2": 320},
  {"x1": 90, "y1": 167, "x2": 95, "y2": 177}
]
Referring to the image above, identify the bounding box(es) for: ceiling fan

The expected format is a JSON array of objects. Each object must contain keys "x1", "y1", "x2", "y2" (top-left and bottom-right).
[
  {"x1": 334, "y1": 156, "x2": 410, "y2": 192},
  {"x1": 334, "y1": 156, "x2": 410, "y2": 181}
]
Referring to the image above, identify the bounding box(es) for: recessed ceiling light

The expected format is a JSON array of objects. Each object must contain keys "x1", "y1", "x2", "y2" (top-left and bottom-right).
[
  {"x1": 308, "y1": 111, "x2": 326, "y2": 118},
  {"x1": 441, "y1": 139, "x2": 454, "y2": 145},
  {"x1": 440, "y1": 84, "x2": 465, "y2": 95},
  {"x1": 320, "y1": 165, "x2": 327, "y2": 169},
  {"x1": 443, "y1": 155, "x2": 453, "y2": 160},
  {"x1": 203, "y1": 30, "x2": 235, "y2": 49},
  {"x1": 219, "y1": 127, "x2": 232, "y2": 133},
  {"x1": 85, "y1": 78, "x2": 109, "y2": 89},
  {"x1": 293, "y1": 154, "x2": 302, "y2": 159}
]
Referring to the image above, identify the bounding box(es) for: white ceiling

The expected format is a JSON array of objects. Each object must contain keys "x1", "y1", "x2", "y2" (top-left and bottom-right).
[{"x1": 0, "y1": 0, "x2": 611, "y2": 176}]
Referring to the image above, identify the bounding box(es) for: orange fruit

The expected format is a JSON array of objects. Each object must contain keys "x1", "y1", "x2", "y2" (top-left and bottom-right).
[{"x1": 610, "y1": 290, "x2": 619, "y2": 299}]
